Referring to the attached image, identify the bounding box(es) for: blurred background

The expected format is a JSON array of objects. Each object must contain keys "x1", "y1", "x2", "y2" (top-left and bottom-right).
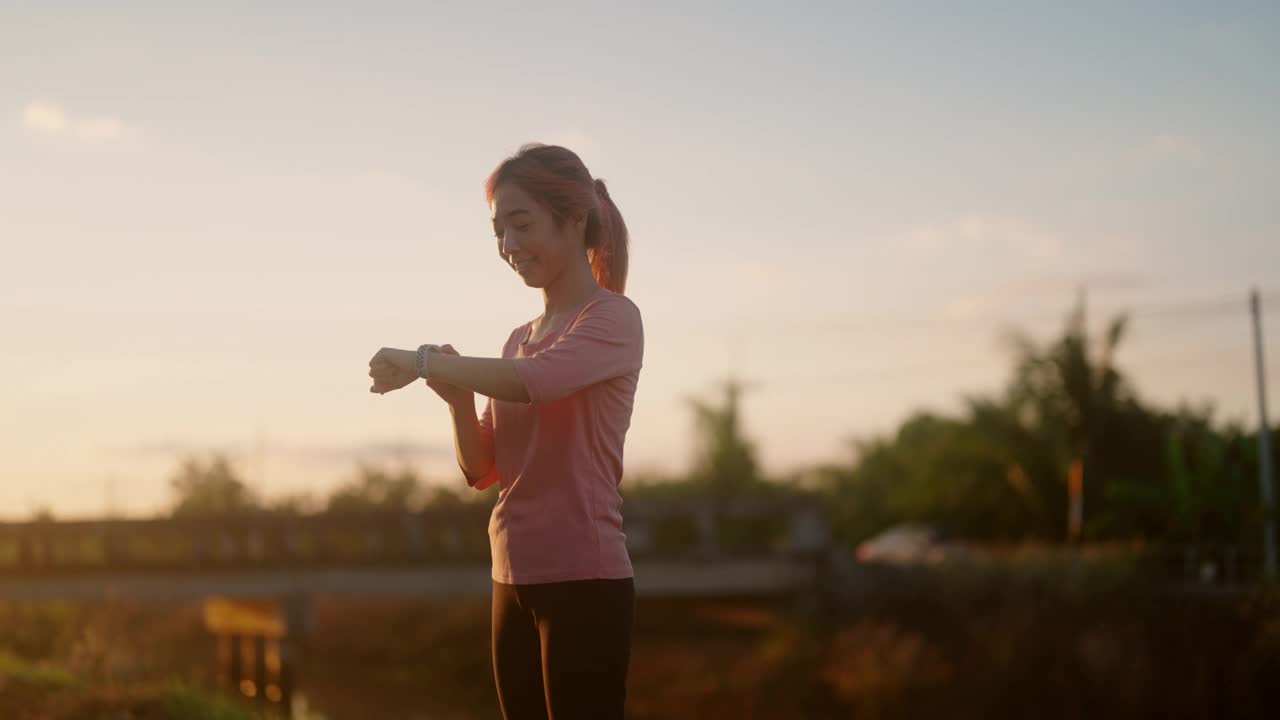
[{"x1": 2, "y1": 2, "x2": 1278, "y2": 718}]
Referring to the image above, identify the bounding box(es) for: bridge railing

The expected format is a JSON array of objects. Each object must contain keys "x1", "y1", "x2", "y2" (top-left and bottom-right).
[{"x1": 0, "y1": 495, "x2": 831, "y2": 575}]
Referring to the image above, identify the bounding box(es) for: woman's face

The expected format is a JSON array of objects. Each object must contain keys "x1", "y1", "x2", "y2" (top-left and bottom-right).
[{"x1": 491, "y1": 182, "x2": 585, "y2": 288}]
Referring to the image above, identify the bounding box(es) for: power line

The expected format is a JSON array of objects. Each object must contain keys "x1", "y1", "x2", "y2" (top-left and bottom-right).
[
  {"x1": 717, "y1": 289, "x2": 1280, "y2": 338},
  {"x1": 746, "y1": 354, "x2": 1280, "y2": 393},
  {"x1": 731, "y1": 290, "x2": 1280, "y2": 390},
  {"x1": 1129, "y1": 291, "x2": 1280, "y2": 320}
]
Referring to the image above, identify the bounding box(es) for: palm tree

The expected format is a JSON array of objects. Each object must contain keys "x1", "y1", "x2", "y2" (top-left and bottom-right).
[{"x1": 1002, "y1": 289, "x2": 1134, "y2": 541}]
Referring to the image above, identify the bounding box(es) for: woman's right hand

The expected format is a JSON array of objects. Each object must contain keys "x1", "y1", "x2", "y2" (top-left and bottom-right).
[{"x1": 425, "y1": 344, "x2": 475, "y2": 408}]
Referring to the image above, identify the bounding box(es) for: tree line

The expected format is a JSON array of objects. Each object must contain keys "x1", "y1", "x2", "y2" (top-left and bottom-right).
[{"x1": 159, "y1": 294, "x2": 1277, "y2": 555}]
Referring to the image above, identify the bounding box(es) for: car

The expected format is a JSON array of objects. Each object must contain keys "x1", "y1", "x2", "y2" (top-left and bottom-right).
[{"x1": 854, "y1": 523, "x2": 955, "y2": 565}]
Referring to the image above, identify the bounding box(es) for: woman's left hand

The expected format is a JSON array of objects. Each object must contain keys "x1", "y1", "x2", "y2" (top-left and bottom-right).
[{"x1": 368, "y1": 347, "x2": 419, "y2": 394}]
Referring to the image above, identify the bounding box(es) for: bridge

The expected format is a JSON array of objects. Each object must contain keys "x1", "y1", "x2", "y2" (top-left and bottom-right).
[
  {"x1": 0, "y1": 495, "x2": 836, "y2": 601},
  {"x1": 2, "y1": 497, "x2": 1242, "y2": 716},
  {"x1": 0, "y1": 495, "x2": 838, "y2": 714}
]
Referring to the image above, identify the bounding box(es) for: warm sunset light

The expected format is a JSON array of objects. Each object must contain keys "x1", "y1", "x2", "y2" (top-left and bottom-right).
[{"x1": 3, "y1": 4, "x2": 1277, "y2": 719}]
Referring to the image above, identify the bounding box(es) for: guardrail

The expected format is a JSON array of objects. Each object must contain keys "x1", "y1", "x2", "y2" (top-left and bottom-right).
[{"x1": 0, "y1": 495, "x2": 832, "y2": 575}]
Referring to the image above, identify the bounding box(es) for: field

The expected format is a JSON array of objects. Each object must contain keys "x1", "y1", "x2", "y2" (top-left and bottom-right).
[{"x1": 1, "y1": 563, "x2": 1278, "y2": 719}]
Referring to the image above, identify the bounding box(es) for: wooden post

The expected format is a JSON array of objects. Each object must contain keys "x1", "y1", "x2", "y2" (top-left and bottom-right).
[
  {"x1": 253, "y1": 635, "x2": 268, "y2": 705},
  {"x1": 228, "y1": 634, "x2": 243, "y2": 695},
  {"x1": 278, "y1": 638, "x2": 295, "y2": 717},
  {"x1": 204, "y1": 596, "x2": 294, "y2": 713},
  {"x1": 215, "y1": 634, "x2": 231, "y2": 690},
  {"x1": 1067, "y1": 458, "x2": 1084, "y2": 543}
]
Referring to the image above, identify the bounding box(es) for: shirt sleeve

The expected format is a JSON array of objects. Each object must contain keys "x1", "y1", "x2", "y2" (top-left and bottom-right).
[
  {"x1": 511, "y1": 295, "x2": 644, "y2": 405},
  {"x1": 465, "y1": 397, "x2": 499, "y2": 491}
]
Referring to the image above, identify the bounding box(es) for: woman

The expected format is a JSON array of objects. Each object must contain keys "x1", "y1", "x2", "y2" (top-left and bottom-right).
[{"x1": 367, "y1": 142, "x2": 642, "y2": 720}]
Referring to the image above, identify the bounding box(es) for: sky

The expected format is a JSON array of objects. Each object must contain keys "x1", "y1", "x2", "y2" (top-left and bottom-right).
[{"x1": 2, "y1": 1, "x2": 1279, "y2": 519}]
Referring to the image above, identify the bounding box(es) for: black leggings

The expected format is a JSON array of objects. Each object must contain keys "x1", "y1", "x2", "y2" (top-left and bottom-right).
[{"x1": 491, "y1": 576, "x2": 636, "y2": 720}]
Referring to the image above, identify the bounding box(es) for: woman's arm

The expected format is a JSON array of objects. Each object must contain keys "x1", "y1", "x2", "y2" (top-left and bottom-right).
[
  {"x1": 429, "y1": 353, "x2": 531, "y2": 404},
  {"x1": 449, "y1": 398, "x2": 497, "y2": 488}
]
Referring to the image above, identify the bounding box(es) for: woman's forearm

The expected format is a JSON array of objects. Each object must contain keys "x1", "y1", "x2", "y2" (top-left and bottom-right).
[
  {"x1": 429, "y1": 353, "x2": 531, "y2": 404},
  {"x1": 449, "y1": 398, "x2": 495, "y2": 487}
]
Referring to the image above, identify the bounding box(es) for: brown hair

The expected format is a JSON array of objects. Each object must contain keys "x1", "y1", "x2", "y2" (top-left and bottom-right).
[{"x1": 485, "y1": 143, "x2": 630, "y2": 294}]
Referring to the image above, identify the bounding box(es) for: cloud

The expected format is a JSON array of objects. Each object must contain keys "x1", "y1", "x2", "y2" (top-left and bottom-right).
[
  {"x1": 939, "y1": 270, "x2": 1151, "y2": 322},
  {"x1": 75, "y1": 116, "x2": 124, "y2": 141},
  {"x1": 729, "y1": 258, "x2": 796, "y2": 293},
  {"x1": 901, "y1": 214, "x2": 1062, "y2": 264},
  {"x1": 941, "y1": 296, "x2": 988, "y2": 320},
  {"x1": 102, "y1": 437, "x2": 454, "y2": 466},
  {"x1": 22, "y1": 101, "x2": 67, "y2": 133},
  {"x1": 101, "y1": 437, "x2": 247, "y2": 459},
  {"x1": 1003, "y1": 270, "x2": 1149, "y2": 296},
  {"x1": 20, "y1": 100, "x2": 132, "y2": 142},
  {"x1": 289, "y1": 439, "x2": 455, "y2": 466},
  {"x1": 104, "y1": 438, "x2": 190, "y2": 456},
  {"x1": 1150, "y1": 133, "x2": 1204, "y2": 162}
]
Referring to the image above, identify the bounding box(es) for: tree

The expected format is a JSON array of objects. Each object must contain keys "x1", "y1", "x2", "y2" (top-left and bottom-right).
[
  {"x1": 1104, "y1": 406, "x2": 1262, "y2": 547},
  {"x1": 1003, "y1": 290, "x2": 1137, "y2": 540},
  {"x1": 268, "y1": 491, "x2": 321, "y2": 515},
  {"x1": 823, "y1": 293, "x2": 1168, "y2": 545},
  {"x1": 825, "y1": 411, "x2": 1035, "y2": 545},
  {"x1": 817, "y1": 293, "x2": 1273, "y2": 553},
  {"x1": 423, "y1": 484, "x2": 466, "y2": 508},
  {"x1": 686, "y1": 378, "x2": 763, "y2": 505},
  {"x1": 169, "y1": 453, "x2": 259, "y2": 516},
  {"x1": 327, "y1": 463, "x2": 423, "y2": 512}
]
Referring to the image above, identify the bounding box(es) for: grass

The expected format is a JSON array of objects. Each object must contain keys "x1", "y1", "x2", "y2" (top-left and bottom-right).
[
  {"x1": 1, "y1": 559, "x2": 1278, "y2": 719},
  {"x1": 0, "y1": 650, "x2": 77, "y2": 689},
  {"x1": 0, "y1": 599, "x2": 262, "y2": 717}
]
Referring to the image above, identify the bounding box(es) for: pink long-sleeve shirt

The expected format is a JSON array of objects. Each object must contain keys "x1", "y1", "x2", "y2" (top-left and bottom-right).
[{"x1": 466, "y1": 286, "x2": 643, "y2": 584}]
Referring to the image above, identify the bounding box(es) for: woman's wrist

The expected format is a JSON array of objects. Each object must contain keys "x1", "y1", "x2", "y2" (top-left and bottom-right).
[{"x1": 415, "y1": 344, "x2": 438, "y2": 379}]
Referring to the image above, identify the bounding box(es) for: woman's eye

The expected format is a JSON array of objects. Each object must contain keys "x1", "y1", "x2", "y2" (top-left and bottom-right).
[{"x1": 494, "y1": 224, "x2": 530, "y2": 239}]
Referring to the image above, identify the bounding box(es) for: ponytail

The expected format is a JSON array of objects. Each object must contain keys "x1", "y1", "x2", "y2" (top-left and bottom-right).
[{"x1": 586, "y1": 177, "x2": 629, "y2": 295}]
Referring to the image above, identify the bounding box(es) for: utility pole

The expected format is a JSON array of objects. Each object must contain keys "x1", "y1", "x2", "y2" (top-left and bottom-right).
[{"x1": 1251, "y1": 288, "x2": 1276, "y2": 580}]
